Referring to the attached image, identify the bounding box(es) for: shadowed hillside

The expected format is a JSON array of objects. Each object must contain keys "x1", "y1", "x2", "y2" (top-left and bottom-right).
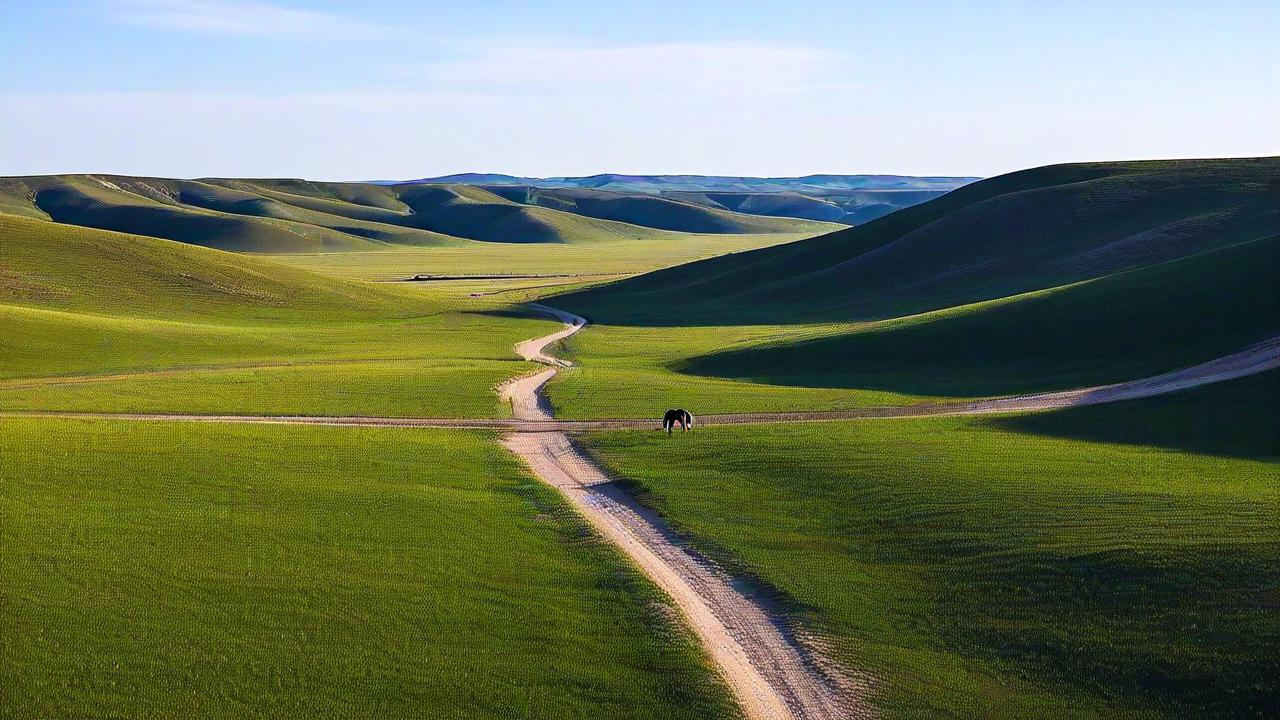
[
  {"x1": 477, "y1": 186, "x2": 823, "y2": 233},
  {"x1": 404, "y1": 172, "x2": 975, "y2": 193},
  {"x1": 557, "y1": 158, "x2": 1280, "y2": 325},
  {"x1": 0, "y1": 174, "x2": 837, "y2": 253},
  {"x1": 667, "y1": 188, "x2": 952, "y2": 224},
  {"x1": 0, "y1": 213, "x2": 431, "y2": 319},
  {"x1": 683, "y1": 234, "x2": 1280, "y2": 396},
  {"x1": 0, "y1": 213, "x2": 564, "y2": 418},
  {"x1": 418, "y1": 173, "x2": 972, "y2": 225}
]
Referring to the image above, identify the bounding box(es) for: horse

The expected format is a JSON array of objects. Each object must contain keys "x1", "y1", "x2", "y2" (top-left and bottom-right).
[{"x1": 661, "y1": 408, "x2": 694, "y2": 434}]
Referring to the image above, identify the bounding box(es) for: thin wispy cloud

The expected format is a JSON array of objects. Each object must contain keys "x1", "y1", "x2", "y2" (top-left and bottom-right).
[
  {"x1": 108, "y1": 0, "x2": 391, "y2": 38},
  {"x1": 384, "y1": 42, "x2": 860, "y2": 99},
  {"x1": 7, "y1": 2, "x2": 1273, "y2": 178}
]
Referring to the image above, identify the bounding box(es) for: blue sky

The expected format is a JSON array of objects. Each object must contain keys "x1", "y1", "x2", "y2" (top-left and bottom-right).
[{"x1": 2, "y1": 0, "x2": 1275, "y2": 179}]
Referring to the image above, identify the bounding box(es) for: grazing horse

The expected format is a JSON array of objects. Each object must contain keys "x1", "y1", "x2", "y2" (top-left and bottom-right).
[{"x1": 662, "y1": 408, "x2": 694, "y2": 434}]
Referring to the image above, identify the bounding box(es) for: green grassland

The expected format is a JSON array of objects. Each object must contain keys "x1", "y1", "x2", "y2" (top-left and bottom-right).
[
  {"x1": 428, "y1": 172, "x2": 971, "y2": 224},
  {"x1": 0, "y1": 419, "x2": 737, "y2": 719},
  {"x1": 0, "y1": 174, "x2": 836, "y2": 254},
  {"x1": 581, "y1": 370, "x2": 1280, "y2": 719},
  {"x1": 4, "y1": 155, "x2": 1277, "y2": 720},
  {"x1": 270, "y1": 230, "x2": 818, "y2": 281},
  {"x1": 682, "y1": 234, "x2": 1279, "y2": 397},
  {"x1": 544, "y1": 321, "x2": 931, "y2": 419},
  {"x1": 480, "y1": 185, "x2": 831, "y2": 234},
  {"x1": 542, "y1": 159, "x2": 1279, "y2": 415},
  {"x1": 0, "y1": 214, "x2": 557, "y2": 417},
  {"x1": 558, "y1": 158, "x2": 1280, "y2": 325},
  {"x1": 659, "y1": 188, "x2": 953, "y2": 224},
  {"x1": 542, "y1": 234, "x2": 1276, "y2": 418},
  {"x1": 1, "y1": 175, "x2": 388, "y2": 253}
]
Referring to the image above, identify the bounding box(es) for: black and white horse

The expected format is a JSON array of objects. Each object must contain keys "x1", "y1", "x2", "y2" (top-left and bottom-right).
[{"x1": 661, "y1": 408, "x2": 694, "y2": 434}]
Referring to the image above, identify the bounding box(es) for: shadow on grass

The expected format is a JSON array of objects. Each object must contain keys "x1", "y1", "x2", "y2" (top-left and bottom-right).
[
  {"x1": 934, "y1": 543, "x2": 1280, "y2": 719},
  {"x1": 987, "y1": 369, "x2": 1280, "y2": 460}
]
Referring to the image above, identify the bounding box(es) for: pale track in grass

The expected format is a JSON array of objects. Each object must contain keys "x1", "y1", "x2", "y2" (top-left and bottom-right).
[
  {"x1": 495, "y1": 304, "x2": 870, "y2": 720},
  {"x1": 9, "y1": 308, "x2": 1278, "y2": 719},
  {"x1": 10, "y1": 332, "x2": 1277, "y2": 431}
]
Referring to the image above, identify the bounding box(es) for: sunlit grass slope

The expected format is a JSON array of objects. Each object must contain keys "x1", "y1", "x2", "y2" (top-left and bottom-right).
[
  {"x1": 0, "y1": 213, "x2": 420, "y2": 318},
  {"x1": 0, "y1": 214, "x2": 552, "y2": 416},
  {"x1": 0, "y1": 174, "x2": 835, "y2": 253},
  {"x1": 0, "y1": 420, "x2": 737, "y2": 719},
  {"x1": 544, "y1": 321, "x2": 931, "y2": 419},
  {"x1": 538, "y1": 158, "x2": 1279, "y2": 415},
  {"x1": 682, "y1": 234, "x2": 1280, "y2": 397},
  {"x1": 582, "y1": 370, "x2": 1280, "y2": 719},
  {"x1": 3, "y1": 175, "x2": 386, "y2": 252},
  {"x1": 543, "y1": 234, "x2": 1277, "y2": 418},
  {"x1": 558, "y1": 158, "x2": 1280, "y2": 325},
  {"x1": 482, "y1": 185, "x2": 834, "y2": 234},
  {"x1": 272, "y1": 231, "x2": 817, "y2": 281}
]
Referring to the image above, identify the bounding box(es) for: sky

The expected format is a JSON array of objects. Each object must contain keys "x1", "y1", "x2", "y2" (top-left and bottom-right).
[{"x1": 1, "y1": 0, "x2": 1276, "y2": 179}]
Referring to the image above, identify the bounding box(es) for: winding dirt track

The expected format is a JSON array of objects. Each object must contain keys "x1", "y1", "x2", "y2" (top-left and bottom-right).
[
  {"x1": 8, "y1": 332, "x2": 1277, "y2": 432},
  {"x1": 496, "y1": 305, "x2": 868, "y2": 720},
  {"x1": 10, "y1": 304, "x2": 1279, "y2": 719}
]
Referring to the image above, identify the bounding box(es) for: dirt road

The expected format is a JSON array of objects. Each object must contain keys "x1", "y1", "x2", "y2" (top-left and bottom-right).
[
  {"x1": 497, "y1": 303, "x2": 583, "y2": 421},
  {"x1": 12, "y1": 332, "x2": 1277, "y2": 431},
  {"x1": 12, "y1": 304, "x2": 1278, "y2": 719},
  {"x1": 496, "y1": 306, "x2": 868, "y2": 720}
]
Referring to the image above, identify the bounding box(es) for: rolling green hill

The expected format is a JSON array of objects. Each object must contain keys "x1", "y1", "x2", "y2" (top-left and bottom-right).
[
  {"x1": 0, "y1": 213, "x2": 420, "y2": 318},
  {"x1": 478, "y1": 185, "x2": 825, "y2": 234},
  {"x1": 558, "y1": 158, "x2": 1280, "y2": 325},
  {"x1": 541, "y1": 157, "x2": 1280, "y2": 411},
  {"x1": 582, "y1": 369, "x2": 1279, "y2": 719},
  {"x1": 682, "y1": 234, "x2": 1280, "y2": 396},
  {"x1": 661, "y1": 188, "x2": 953, "y2": 224},
  {"x1": 0, "y1": 214, "x2": 558, "y2": 417},
  {"x1": 0, "y1": 174, "x2": 836, "y2": 253},
  {"x1": 6, "y1": 154, "x2": 1277, "y2": 720},
  {"x1": 2, "y1": 420, "x2": 736, "y2": 720},
  {"x1": 5, "y1": 175, "x2": 384, "y2": 253},
  {"x1": 433, "y1": 174, "x2": 964, "y2": 226},
  {"x1": 403, "y1": 171, "x2": 975, "y2": 193}
]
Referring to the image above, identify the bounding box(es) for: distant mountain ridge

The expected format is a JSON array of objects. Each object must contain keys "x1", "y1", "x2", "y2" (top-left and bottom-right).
[
  {"x1": 382, "y1": 173, "x2": 978, "y2": 194},
  {"x1": 377, "y1": 173, "x2": 978, "y2": 225}
]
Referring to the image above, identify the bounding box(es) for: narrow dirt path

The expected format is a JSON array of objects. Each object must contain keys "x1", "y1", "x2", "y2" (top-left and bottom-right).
[
  {"x1": 497, "y1": 303, "x2": 583, "y2": 421},
  {"x1": 497, "y1": 306, "x2": 869, "y2": 720},
  {"x1": 10, "y1": 332, "x2": 1277, "y2": 430},
  {"x1": 13, "y1": 304, "x2": 1278, "y2": 718}
]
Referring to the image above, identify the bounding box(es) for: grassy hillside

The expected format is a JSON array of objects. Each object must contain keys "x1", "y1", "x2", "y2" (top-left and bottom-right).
[
  {"x1": 0, "y1": 174, "x2": 833, "y2": 253},
  {"x1": 1, "y1": 420, "x2": 736, "y2": 719},
  {"x1": 479, "y1": 185, "x2": 831, "y2": 234},
  {"x1": 662, "y1": 188, "x2": 953, "y2": 224},
  {"x1": 4, "y1": 175, "x2": 386, "y2": 253},
  {"x1": 444, "y1": 175, "x2": 959, "y2": 226},
  {"x1": 527, "y1": 158, "x2": 1280, "y2": 417},
  {"x1": 0, "y1": 213, "x2": 423, "y2": 318},
  {"x1": 544, "y1": 321, "x2": 930, "y2": 420},
  {"x1": 682, "y1": 234, "x2": 1280, "y2": 397},
  {"x1": 273, "y1": 231, "x2": 819, "y2": 282},
  {"x1": 411, "y1": 172, "x2": 975, "y2": 194},
  {"x1": 582, "y1": 370, "x2": 1280, "y2": 719},
  {"x1": 0, "y1": 214, "x2": 555, "y2": 416},
  {"x1": 558, "y1": 158, "x2": 1280, "y2": 325}
]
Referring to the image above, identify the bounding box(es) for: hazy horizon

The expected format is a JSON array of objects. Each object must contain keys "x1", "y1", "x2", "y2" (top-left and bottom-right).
[{"x1": 2, "y1": 1, "x2": 1276, "y2": 179}]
